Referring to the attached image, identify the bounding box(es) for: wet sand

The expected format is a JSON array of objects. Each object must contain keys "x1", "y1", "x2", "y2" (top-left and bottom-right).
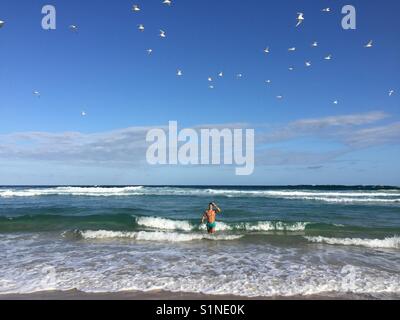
[{"x1": 0, "y1": 290, "x2": 371, "y2": 300}]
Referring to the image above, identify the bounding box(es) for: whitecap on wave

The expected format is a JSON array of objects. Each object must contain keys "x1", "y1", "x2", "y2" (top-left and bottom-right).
[
  {"x1": 1, "y1": 186, "x2": 399, "y2": 205},
  {"x1": 78, "y1": 230, "x2": 243, "y2": 242},
  {"x1": 135, "y1": 216, "x2": 310, "y2": 232},
  {"x1": 305, "y1": 236, "x2": 400, "y2": 249}
]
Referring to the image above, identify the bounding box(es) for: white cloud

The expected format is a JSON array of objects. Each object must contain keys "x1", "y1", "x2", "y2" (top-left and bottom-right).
[
  {"x1": 344, "y1": 122, "x2": 400, "y2": 147},
  {"x1": 258, "y1": 111, "x2": 389, "y2": 144},
  {"x1": 0, "y1": 112, "x2": 398, "y2": 168}
]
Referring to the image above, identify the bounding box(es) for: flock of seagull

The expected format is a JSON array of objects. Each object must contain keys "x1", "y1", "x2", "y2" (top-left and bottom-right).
[
  {"x1": 129, "y1": 3, "x2": 395, "y2": 103},
  {"x1": 0, "y1": 2, "x2": 396, "y2": 117}
]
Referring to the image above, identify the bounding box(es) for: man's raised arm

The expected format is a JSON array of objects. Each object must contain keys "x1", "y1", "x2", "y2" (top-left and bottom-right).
[{"x1": 212, "y1": 202, "x2": 221, "y2": 213}]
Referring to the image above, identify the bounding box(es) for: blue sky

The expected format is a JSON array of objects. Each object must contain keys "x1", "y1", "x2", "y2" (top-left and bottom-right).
[{"x1": 0, "y1": 0, "x2": 399, "y2": 185}]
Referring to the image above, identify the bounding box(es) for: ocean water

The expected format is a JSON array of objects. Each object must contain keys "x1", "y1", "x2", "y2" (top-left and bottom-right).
[{"x1": 0, "y1": 185, "x2": 399, "y2": 298}]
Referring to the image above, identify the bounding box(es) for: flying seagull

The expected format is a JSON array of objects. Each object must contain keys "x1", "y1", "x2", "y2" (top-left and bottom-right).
[
  {"x1": 176, "y1": 69, "x2": 183, "y2": 76},
  {"x1": 0, "y1": 20, "x2": 5, "y2": 28},
  {"x1": 236, "y1": 73, "x2": 243, "y2": 79},
  {"x1": 389, "y1": 90, "x2": 394, "y2": 96},
  {"x1": 69, "y1": 25, "x2": 78, "y2": 32},
  {"x1": 322, "y1": 8, "x2": 331, "y2": 12},
  {"x1": 265, "y1": 80, "x2": 272, "y2": 84},
  {"x1": 132, "y1": 4, "x2": 141, "y2": 12},
  {"x1": 209, "y1": 85, "x2": 214, "y2": 89},
  {"x1": 263, "y1": 47, "x2": 270, "y2": 54},
  {"x1": 81, "y1": 111, "x2": 87, "y2": 117},
  {"x1": 364, "y1": 40, "x2": 373, "y2": 48},
  {"x1": 146, "y1": 49, "x2": 153, "y2": 55},
  {"x1": 33, "y1": 90, "x2": 41, "y2": 97},
  {"x1": 138, "y1": 24, "x2": 145, "y2": 32},
  {"x1": 305, "y1": 61, "x2": 311, "y2": 67},
  {"x1": 163, "y1": 0, "x2": 172, "y2": 6},
  {"x1": 288, "y1": 67, "x2": 294, "y2": 71},
  {"x1": 333, "y1": 100, "x2": 338, "y2": 105},
  {"x1": 296, "y1": 12, "x2": 304, "y2": 27},
  {"x1": 276, "y1": 95, "x2": 283, "y2": 100},
  {"x1": 311, "y1": 41, "x2": 318, "y2": 47},
  {"x1": 288, "y1": 47, "x2": 296, "y2": 52},
  {"x1": 324, "y1": 54, "x2": 332, "y2": 60},
  {"x1": 208, "y1": 77, "x2": 213, "y2": 82},
  {"x1": 159, "y1": 29, "x2": 166, "y2": 38},
  {"x1": 218, "y1": 72, "x2": 223, "y2": 77}
]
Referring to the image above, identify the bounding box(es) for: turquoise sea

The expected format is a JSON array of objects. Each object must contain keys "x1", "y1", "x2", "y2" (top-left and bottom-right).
[{"x1": 0, "y1": 185, "x2": 399, "y2": 298}]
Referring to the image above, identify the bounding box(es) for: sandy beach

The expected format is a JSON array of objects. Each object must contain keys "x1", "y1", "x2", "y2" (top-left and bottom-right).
[
  {"x1": 0, "y1": 290, "x2": 244, "y2": 300},
  {"x1": 0, "y1": 290, "x2": 375, "y2": 300}
]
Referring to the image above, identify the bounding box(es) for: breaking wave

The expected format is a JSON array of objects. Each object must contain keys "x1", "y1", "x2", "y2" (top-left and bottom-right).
[
  {"x1": 305, "y1": 236, "x2": 400, "y2": 249},
  {"x1": 0, "y1": 186, "x2": 144, "y2": 197},
  {"x1": 73, "y1": 230, "x2": 243, "y2": 242},
  {"x1": 1, "y1": 186, "x2": 399, "y2": 204},
  {"x1": 136, "y1": 216, "x2": 310, "y2": 232},
  {"x1": 136, "y1": 216, "x2": 193, "y2": 231},
  {"x1": 1, "y1": 214, "x2": 353, "y2": 234}
]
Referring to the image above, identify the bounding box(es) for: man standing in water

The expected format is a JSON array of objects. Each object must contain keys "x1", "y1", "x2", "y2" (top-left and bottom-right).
[{"x1": 201, "y1": 202, "x2": 222, "y2": 234}]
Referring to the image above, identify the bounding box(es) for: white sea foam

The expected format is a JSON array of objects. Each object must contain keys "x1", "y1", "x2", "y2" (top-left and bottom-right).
[
  {"x1": 290, "y1": 197, "x2": 400, "y2": 203},
  {"x1": 1, "y1": 233, "x2": 400, "y2": 297},
  {"x1": 79, "y1": 230, "x2": 243, "y2": 242},
  {"x1": 0, "y1": 186, "x2": 144, "y2": 197},
  {"x1": 229, "y1": 221, "x2": 309, "y2": 231},
  {"x1": 1, "y1": 186, "x2": 399, "y2": 206},
  {"x1": 204, "y1": 189, "x2": 400, "y2": 197},
  {"x1": 136, "y1": 216, "x2": 193, "y2": 231},
  {"x1": 1, "y1": 186, "x2": 399, "y2": 203},
  {"x1": 305, "y1": 236, "x2": 400, "y2": 249},
  {"x1": 135, "y1": 216, "x2": 310, "y2": 232}
]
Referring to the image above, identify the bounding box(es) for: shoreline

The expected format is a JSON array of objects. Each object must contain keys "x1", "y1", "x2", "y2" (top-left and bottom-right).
[{"x1": 0, "y1": 290, "x2": 374, "y2": 300}]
